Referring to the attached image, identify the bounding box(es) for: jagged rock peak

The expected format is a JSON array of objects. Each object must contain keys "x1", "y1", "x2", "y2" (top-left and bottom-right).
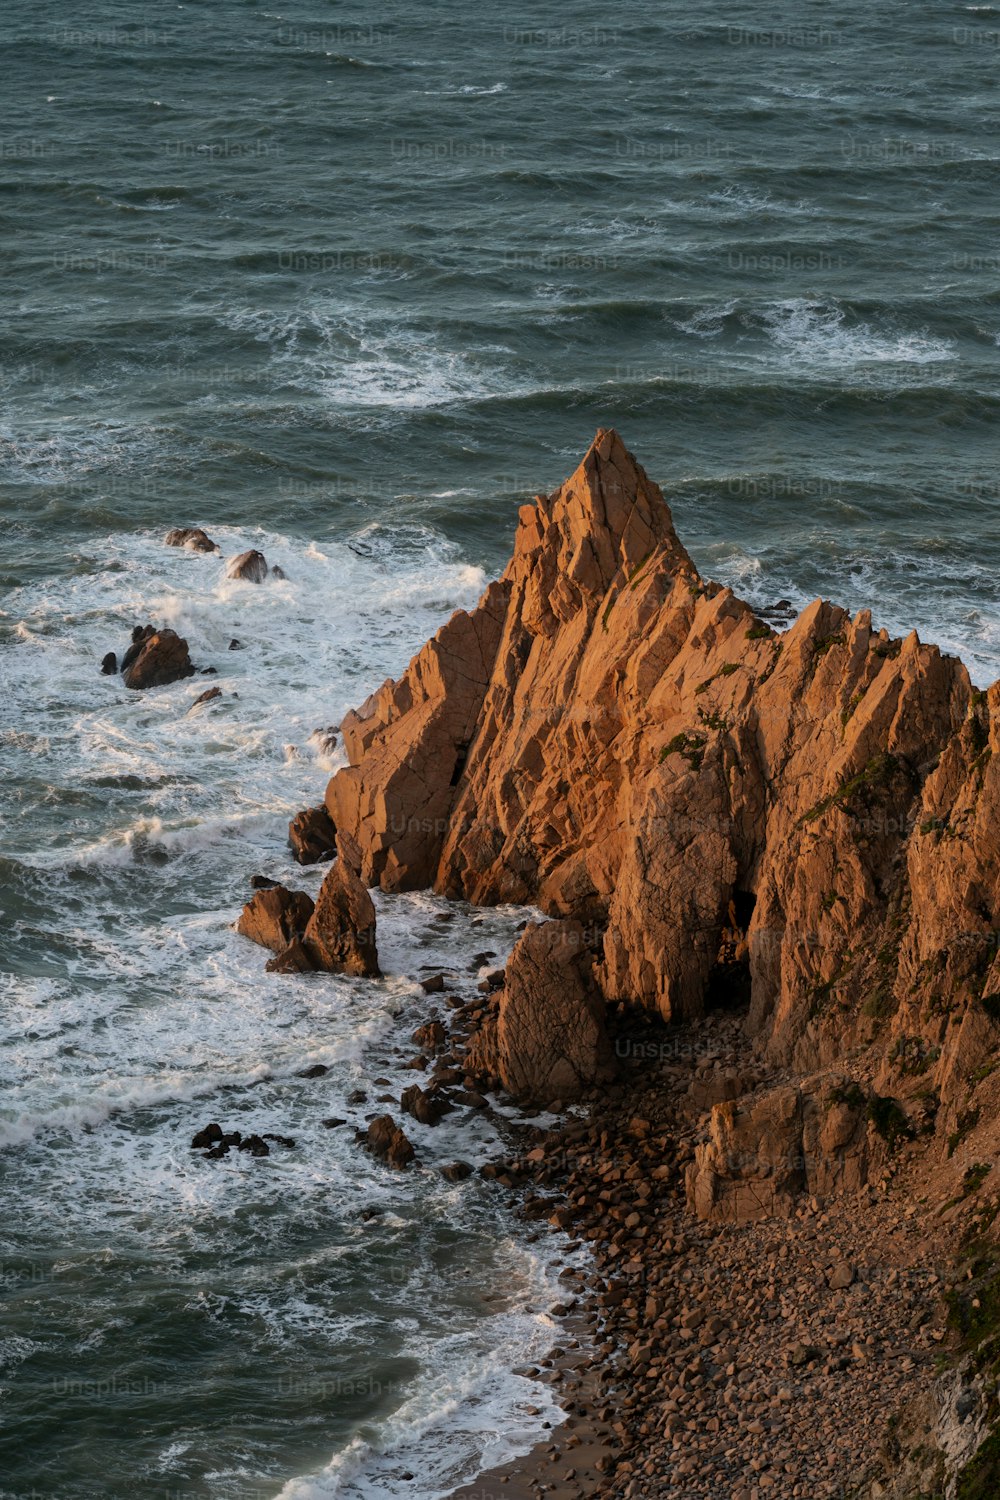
[{"x1": 505, "y1": 428, "x2": 694, "y2": 634}]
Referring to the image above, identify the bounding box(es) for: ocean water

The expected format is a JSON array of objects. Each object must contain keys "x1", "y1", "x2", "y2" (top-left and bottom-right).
[{"x1": 2, "y1": 1, "x2": 999, "y2": 1496}]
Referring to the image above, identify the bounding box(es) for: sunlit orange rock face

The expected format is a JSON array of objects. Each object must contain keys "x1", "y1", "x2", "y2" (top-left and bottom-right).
[{"x1": 326, "y1": 429, "x2": 996, "y2": 1087}]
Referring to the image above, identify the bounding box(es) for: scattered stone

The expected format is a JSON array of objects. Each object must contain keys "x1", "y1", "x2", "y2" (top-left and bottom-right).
[
  {"x1": 829, "y1": 1261, "x2": 856, "y2": 1291},
  {"x1": 412, "y1": 1020, "x2": 447, "y2": 1052},
  {"x1": 239, "y1": 1134, "x2": 270, "y2": 1157},
  {"x1": 265, "y1": 939, "x2": 315, "y2": 974},
  {"x1": 400, "y1": 1083, "x2": 453, "y2": 1127}
]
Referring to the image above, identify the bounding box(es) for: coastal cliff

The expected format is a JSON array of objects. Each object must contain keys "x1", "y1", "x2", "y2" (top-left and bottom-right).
[
  {"x1": 284, "y1": 431, "x2": 1000, "y2": 1496},
  {"x1": 325, "y1": 429, "x2": 998, "y2": 1112}
]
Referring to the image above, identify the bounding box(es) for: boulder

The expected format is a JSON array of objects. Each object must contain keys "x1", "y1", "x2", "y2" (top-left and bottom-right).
[
  {"x1": 441, "y1": 1161, "x2": 473, "y2": 1181},
  {"x1": 100, "y1": 651, "x2": 117, "y2": 675},
  {"x1": 302, "y1": 847, "x2": 379, "y2": 976},
  {"x1": 190, "y1": 686, "x2": 222, "y2": 709},
  {"x1": 412, "y1": 1020, "x2": 447, "y2": 1053},
  {"x1": 238, "y1": 1134, "x2": 270, "y2": 1157},
  {"x1": 400, "y1": 1083, "x2": 453, "y2": 1126},
  {"x1": 466, "y1": 920, "x2": 615, "y2": 1106},
  {"x1": 237, "y1": 885, "x2": 314, "y2": 953},
  {"x1": 366, "y1": 1114, "x2": 415, "y2": 1168},
  {"x1": 165, "y1": 527, "x2": 217, "y2": 553},
  {"x1": 121, "y1": 627, "x2": 195, "y2": 690},
  {"x1": 226, "y1": 549, "x2": 268, "y2": 583},
  {"x1": 289, "y1": 806, "x2": 337, "y2": 865}
]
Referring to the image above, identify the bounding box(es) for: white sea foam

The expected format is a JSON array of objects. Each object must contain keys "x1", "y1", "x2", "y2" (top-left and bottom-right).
[
  {"x1": 1, "y1": 515, "x2": 574, "y2": 1498},
  {"x1": 756, "y1": 300, "x2": 956, "y2": 368}
]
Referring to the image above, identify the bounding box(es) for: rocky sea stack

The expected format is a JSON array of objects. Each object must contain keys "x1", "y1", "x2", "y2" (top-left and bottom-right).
[{"x1": 310, "y1": 429, "x2": 1000, "y2": 1495}]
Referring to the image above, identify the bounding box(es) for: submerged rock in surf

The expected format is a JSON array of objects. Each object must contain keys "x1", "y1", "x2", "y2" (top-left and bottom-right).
[{"x1": 365, "y1": 1114, "x2": 415, "y2": 1169}]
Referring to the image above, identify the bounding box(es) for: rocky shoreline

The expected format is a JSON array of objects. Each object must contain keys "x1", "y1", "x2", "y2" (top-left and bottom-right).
[{"x1": 433, "y1": 998, "x2": 951, "y2": 1500}]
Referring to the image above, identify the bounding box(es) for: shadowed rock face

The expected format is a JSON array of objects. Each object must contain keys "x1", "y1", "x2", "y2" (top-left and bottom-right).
[
  {"x1": 324, "y1": 430, "x2": 997, "y2": 1091},
  {"x1": 288, "y1": 805, "x2": 337, "y2": 865},
  {"x1": 302, "y1": 843, "x2": 380, "y2": 977},
  {"x1": 467, "y1": 919, "x2": 615, "y2": 1105}
]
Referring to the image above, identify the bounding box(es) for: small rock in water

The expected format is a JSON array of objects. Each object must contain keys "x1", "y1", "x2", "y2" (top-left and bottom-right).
[
  {"x1": 228, "y1": 638, "x2": 243, "y2": 651},
  {"x1": 226, "y1": 549, "x2": 268, "y2": 584},
  {"x1": 366, "y1": 1115, "x2": 415, "y2": 1169},
  {"x1": 310, "y1": 725, "x2": 338, "y2": 754},
  {"x1": 165, "y1": 527, "x2": 217, "y2": 553},
  {"x1": 441, "y1": 1161, "x2": 473, "y2": 1181},
  {"x1": 297, "y1": 1063, "x2": 329, "y2": 1079},
  {"x1": 121, "y1": 625, "x2": 195, "y2": 690},
  {"x1": 100, "y1": 651, "x2": 117, "y2": 675},
  {"x1": 266, "y1": 940, "x2": 315, "y2": 974},
  {"x1": 250, "y1": 874, "x2": 279, "y2": 889},
  {"x1": 239, "y1": 1134, "x2": 270, "y2": 1157},
  {"x1": 191, "y1": 1123, "x2": 224, "y2": 1149},
  {"x1": 288, "y1": 805, "x2": 337, "y2": 865},
  {"x1": 237, "y1": 886, "x2": 314, "y2": 953},
  {"x1": 270, "y1": 564, "x2": 288, "y2": 580},
  {"x1": 190, "y1": 686, "x2": 222, "y2": 709},
  {"x1": 419, "y1": 973, "x2": 445, "y2": 995},
  {"x1": 321, "y1": 1117, "x2": 347, "y2": 1129}
]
